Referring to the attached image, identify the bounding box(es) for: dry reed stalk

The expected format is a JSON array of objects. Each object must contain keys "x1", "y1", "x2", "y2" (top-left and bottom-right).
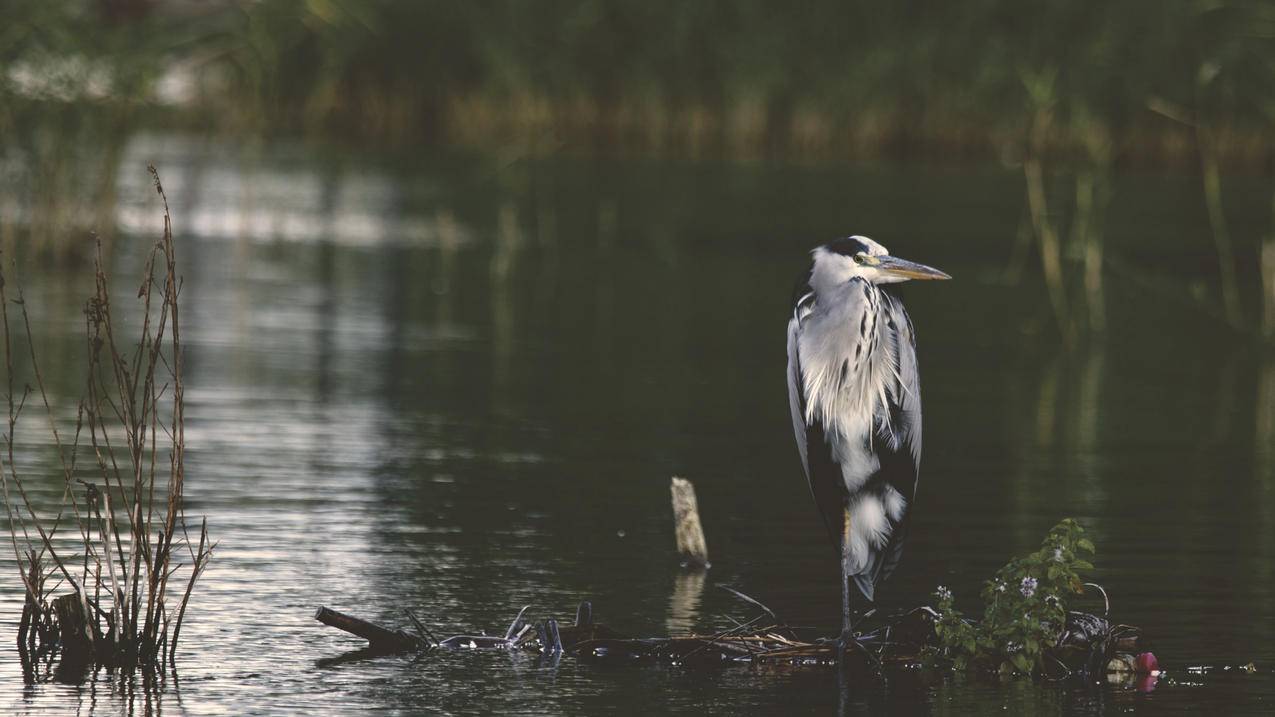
[
  {"x1": 1197, "y1": 125, "x2": 1245, "y2": 330},
  {"x1": 0, "y1": 166, "x2": 214, "y2": 674},
  {"x1": 1023, "y1": 107, "x2": 1074, "y2": 346}
]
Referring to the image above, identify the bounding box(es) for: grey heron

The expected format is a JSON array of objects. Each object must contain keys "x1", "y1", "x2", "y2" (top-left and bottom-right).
[{"x1": 785, "y1": 235, "x2": 949, "y2": 650}]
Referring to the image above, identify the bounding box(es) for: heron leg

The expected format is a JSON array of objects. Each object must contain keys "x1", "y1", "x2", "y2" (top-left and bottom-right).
[{"x1": 838, "y1": 505, "x2": 855, "y2": 660}]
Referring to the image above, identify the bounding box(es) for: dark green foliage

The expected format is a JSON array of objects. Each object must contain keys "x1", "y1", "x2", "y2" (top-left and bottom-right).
[
  {"x1": 3, "y1": 1, "x2": 1275, "y2": 157},
  {"x1": 927, "y1": 519, "x2": 1097, "y2": 675}
]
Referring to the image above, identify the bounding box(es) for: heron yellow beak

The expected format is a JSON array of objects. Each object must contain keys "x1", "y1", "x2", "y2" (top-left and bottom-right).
[{"x1": 876, "y1": 256, "x2": 951, "y2": 280}]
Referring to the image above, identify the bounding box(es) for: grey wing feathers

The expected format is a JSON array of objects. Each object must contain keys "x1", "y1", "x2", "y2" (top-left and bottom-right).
[
  {"x1": 787, "y1": 282, "x2": 857, "y2": 556},
  {"x1": 785, "y1": 313, "x2": 809, "y2": 474},
  {"x1": 786, "y1": 287, "x2": 848, "y2": 546}
]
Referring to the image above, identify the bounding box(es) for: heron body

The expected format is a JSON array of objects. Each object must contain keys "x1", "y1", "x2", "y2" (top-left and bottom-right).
[{"x1": 785, "y1": 235, "x2": 948, "y2": 642}]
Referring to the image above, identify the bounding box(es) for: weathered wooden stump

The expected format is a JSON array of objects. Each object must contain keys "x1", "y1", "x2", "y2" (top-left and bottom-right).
[{"x1": 670, "y1": 477, "x2": 710, "y2": 568}]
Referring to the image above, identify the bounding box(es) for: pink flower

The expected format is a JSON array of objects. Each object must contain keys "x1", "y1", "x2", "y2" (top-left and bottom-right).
[{"x1": 1135, "y1": 652, "x2": 1158, "y2": 674}]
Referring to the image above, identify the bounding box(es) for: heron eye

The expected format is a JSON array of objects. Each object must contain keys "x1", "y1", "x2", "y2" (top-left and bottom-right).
[{"x1": 853, "y1": 253, "x2": 867, "y2": 265}]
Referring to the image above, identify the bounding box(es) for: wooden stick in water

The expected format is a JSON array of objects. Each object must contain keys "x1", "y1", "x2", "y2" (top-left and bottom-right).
[
  {"x1": 314, "y1": 606, "x2": 424, "y2": 651},
  {"x1": 670, "y1": 476, "x2": 710, "y2": 569}
]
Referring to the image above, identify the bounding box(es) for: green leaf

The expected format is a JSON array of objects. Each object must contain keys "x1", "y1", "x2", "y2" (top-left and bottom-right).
[
  {"x1": 1077, "y1": 538, "x2": 1095, "y2": 553},
  {"x1": 1011, "y1": 652, "x2": 1032, "y2": 673},
  {"x1": 1074, "y1": 560, "x2": 1094, "y2": 571}
]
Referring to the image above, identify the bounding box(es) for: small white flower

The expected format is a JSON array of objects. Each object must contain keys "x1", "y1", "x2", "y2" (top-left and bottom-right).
[
  {"x1": 935, "y1": 585, "x2": 953, "y2": 602},
  {"x1": 1053, "y1": 547, "x2": 1063, "y2": 561},
  {"x1": 1020, "y1": 577, "x2": 1038, "y2": 598}
]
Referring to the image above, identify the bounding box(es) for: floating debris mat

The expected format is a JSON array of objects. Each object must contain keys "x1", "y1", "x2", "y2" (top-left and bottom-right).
[{"x1": 315, "y1": 588, "x2": 1148, "y2": 682}]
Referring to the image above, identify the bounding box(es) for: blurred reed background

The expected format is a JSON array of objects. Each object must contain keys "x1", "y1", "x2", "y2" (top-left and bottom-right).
[{"x1": 1, "y1": 0, "x2": 1273, "y2": 339}]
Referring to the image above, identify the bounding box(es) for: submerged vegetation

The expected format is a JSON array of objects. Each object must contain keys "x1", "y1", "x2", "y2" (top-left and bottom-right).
[{"x1": 0, "y1": 168, "x2": 212, "y2": 677}]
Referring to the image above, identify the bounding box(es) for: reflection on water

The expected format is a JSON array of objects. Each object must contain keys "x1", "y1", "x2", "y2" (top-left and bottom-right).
[
  {"x1": 665, "y1": 570, "x2": 706, "y2": 637},
  {"x1": 2, "y1": 135, "x2": 1274, "y2": 715}
]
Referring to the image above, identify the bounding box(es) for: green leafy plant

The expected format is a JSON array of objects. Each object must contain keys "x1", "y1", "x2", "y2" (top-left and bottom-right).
[{"x1": 925, "y1": 519, "x2": 1096, "y2": 674}]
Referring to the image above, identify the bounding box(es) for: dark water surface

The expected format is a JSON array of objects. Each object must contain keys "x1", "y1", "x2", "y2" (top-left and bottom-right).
[{"x1": 2, "y1": 135, "x2": 1273, "y2": 715}]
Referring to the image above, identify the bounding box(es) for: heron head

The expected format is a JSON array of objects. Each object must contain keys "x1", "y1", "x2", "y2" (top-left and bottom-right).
[{"x1": 815, "y1": 235, "x2": 951, "y2": 285}]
